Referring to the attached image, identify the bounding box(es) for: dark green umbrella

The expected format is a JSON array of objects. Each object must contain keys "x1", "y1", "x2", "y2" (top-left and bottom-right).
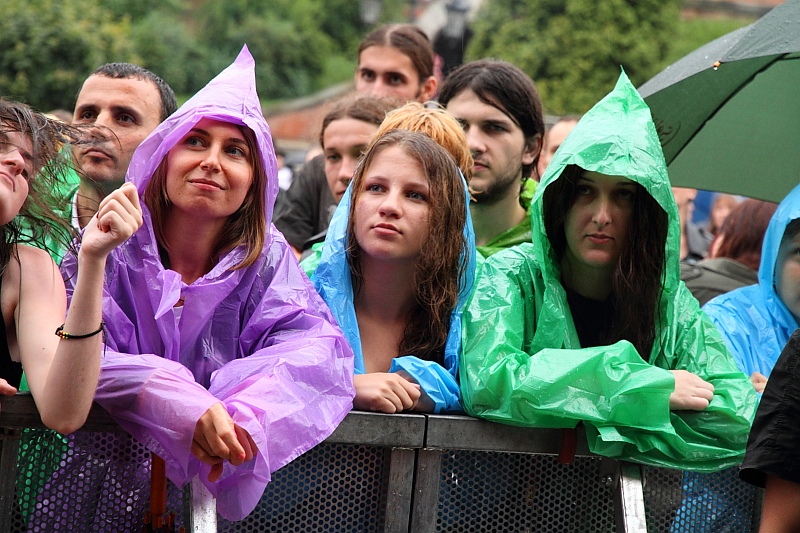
[{"x1": 639, "y1": 0, "x2": 800, "y2": 203}]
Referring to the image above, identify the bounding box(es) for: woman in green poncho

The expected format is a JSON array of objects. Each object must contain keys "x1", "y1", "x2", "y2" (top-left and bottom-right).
[{"x1": 460, "y1": 71, "x2": 756, "y2": 472}]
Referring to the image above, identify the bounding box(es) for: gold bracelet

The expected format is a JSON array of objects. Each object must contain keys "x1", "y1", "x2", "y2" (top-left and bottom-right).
[{"x1": 55, "y1": 321, "x2": 105, "y2": 340}]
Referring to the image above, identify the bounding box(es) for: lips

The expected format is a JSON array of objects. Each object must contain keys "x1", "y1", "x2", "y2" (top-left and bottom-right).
[
  {"x1": 80, "y1": 146, "x2": 114, "y2": 162},
  {"x1": 373, "y1": 222, "x2": 401, "y2": 235},
  {"x1": 587, "y1": 233, "x2": 613, "y2": 244},
  {"x1": 189, "y1": 178, "x2": 223, "y2": 190}
]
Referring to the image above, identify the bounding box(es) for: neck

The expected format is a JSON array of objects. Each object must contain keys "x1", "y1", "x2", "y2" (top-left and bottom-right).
[
  {"x1": 75, "y1": 180, "x2": 122, "y2": 229},
  {"x1": 470, "y1": 191, "x2": 527, "y2": 247},
  {"x1": 162, "y1": 210, "x2": 226, "y2": 285},
  {"x1": 354, "y1": 257, "x2": 418, "y2": 322},
  {"x1": 560, "y1": 254, "x2": 613, "y2": 301}
]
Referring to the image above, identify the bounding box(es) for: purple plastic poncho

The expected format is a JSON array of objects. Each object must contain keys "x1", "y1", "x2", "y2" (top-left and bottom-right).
[{"x1": 58, "y1": 47, "x2": 355, "y2": 521}]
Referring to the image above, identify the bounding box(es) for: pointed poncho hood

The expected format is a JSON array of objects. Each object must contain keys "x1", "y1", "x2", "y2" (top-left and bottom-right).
[
  {"x1": 57, "y1": 47, "x2": 355, "y2": 522},
  {"x1": 460, "y1": 71, "x2": 756, "y2": 472},
  {"x1": 703, "y1": 183, "x2": 800, "y2": 376},
  {"x1": 127, "y1": 45, "x2": 279, "y2": 227},
  {"x1": 530, "y1": 70, "x2": 681, "y2": 357}
]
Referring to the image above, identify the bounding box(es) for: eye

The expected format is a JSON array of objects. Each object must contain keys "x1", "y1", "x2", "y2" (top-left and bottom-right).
[
  {"x1": 225, "y1": 145, "x2": 246, "y2": 157},
  {"x1": 485, "y1": 123, "x2": 508, "y2": 134},
  {"x1": 456, "y1": 120, "x2": 468, "y2": 133},
  {"x1": 365, "y1": 183, "x2": 383, "y2": 193},
  {"x1": 407, "y1": 190, "x2": 427, "y2": 201},
  {"x1": 76, "y1": 111, "x2": 96, "y2": 122},
  {"x1": 617, "y1": 188, "x2": 636, "y2": 201},
  {"x1": 185, "y1": 136, "x2": 204, "y2": 148},
  {"x1": 117, "y1": 113, "x2": 136, "y2": 124},
  {"x1": 387, "y1": 74, "x2": 405, "y2": 86},
  {"x1": 576, "y1": 184, "x2": 592, "y2": 195},
  {"x1": 360, "y1": 70, "x2": 376, "y2": 82},
  {"x1": 325, "y1": 153, "x2": 341, "y2": 163}
]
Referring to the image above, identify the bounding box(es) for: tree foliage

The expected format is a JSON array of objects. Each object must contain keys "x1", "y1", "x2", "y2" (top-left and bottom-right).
[
  {"x1": 466, "y1": 0, "x2": 682, "y2": 115},
  {"x1": 0, "y1": 0, "x2": 137, "y2": 111}
]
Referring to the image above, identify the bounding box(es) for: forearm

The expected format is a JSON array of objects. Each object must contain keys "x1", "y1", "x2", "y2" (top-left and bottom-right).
[{"x1": 39, "y1": 253, "x2": 107, "y2": 433}]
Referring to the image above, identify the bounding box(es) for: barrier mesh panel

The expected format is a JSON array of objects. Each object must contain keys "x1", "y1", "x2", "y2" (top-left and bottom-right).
[
  {"x1": 642, "y1": 466, "x2": 761, "y2": 533},
  {"x1": 9, "y1": 430, "x2": 187, "y2": 532},
  {"x1": 433, "y1": 451, "x2": 616, "y2": 532},
  {"x1": 218, "y1": 442, "x2": 388, "y2": 533}
]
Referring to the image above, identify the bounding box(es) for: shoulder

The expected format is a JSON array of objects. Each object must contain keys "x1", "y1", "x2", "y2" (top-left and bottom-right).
[{"x1": 14, "y1": 244, "x2": 59, "y2": 277}]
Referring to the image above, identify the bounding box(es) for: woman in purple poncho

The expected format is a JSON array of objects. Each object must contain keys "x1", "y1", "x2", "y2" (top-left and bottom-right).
[{"x1": 51, "y1": 47, "x2": 355, "y2": 525}]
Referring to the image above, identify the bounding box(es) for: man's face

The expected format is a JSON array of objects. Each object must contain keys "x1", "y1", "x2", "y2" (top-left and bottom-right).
[
  {"x1": 355, "y1": 46, "x2": 436, "y2": 103},
  {"x1": 72, "y1": 75, "x2": 162, "y2": 187},
  {"x1": 445, "y1": 89, "x2": 537, "y2": 205},
  {"x1": 537, "y1": 119, "x2": 577, "y2": 180}
]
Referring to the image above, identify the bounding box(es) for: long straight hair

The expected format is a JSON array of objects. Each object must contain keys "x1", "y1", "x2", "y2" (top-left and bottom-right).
[
  {"x1": 543, "y1": 165, "x2": 668, "y2": 360},
  {"x1": 144, "y1": 122, "x2": 267, "y2": 270}
]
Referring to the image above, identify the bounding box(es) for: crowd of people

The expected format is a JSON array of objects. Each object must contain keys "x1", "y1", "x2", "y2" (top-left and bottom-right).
[{"x1": 0, "y1": 18, "x2": 796, "y2": 531}]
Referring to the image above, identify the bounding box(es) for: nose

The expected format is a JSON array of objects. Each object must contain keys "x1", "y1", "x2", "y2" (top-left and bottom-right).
[
  {"x1": 1, "y1": 145, "x2": 26, "y2": 177},
  {"x1": 593, "y1": 197, "x2": 612, "y2": 228},
  {"x1": 200, "y1": 146, "x2": 221, "y2": 173},
  {"x1": 464, "y1": 127, "x2": 486, "y2": 155},
  {"x1": 338, "y1": 156, "x2": 358, "y2": 187},
  {"x1": 379, "y1": 190, "x2": 402, "y2": 217}
]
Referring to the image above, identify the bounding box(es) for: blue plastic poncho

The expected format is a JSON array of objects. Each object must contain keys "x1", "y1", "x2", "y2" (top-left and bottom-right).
[
  {"x1": 309, "y1": 172, "x2": 476, "y2": 413},
  {"x1": 57, "y1": 47, "x2": 355, "y2": 521},
  {"x1": 703, "y1": 183, "x2": 800, "y2": 378},
  {"x1": 460, "y1": 71, "x2": 756, "y2": 472}
]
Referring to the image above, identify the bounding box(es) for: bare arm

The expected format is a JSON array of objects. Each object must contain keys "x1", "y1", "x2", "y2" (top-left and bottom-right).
[
  {"x1": 16, "y1": 183, "x2": 142, "y2": 433},
  {"x1": 759, "y1": 476, "x2": 800, "y2": 533}
]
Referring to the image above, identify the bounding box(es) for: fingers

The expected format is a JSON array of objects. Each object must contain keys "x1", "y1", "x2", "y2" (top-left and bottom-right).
[
  {"x1": 192, "y1": 403, "x2": 257, "y2": 481},
  {"x1": 353, "y1": 373, "x2": 422, "y2": 414},
  {"x1": 669, "y1": 370, "x2": 714, "y2": 411},
  {"x1": 95, "y1": 185, "x2": 143, "y2": 236},
  {"x1": 750, "y1": 372, "x2": 768, "y2": 393},
  {"x1": 0, "y1": 379, "x2": 17, "y2": 396}
]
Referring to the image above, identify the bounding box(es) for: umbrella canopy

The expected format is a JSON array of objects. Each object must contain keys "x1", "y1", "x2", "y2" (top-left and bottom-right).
[{"x1": 639, "y1": 0, "x2": 800, "y2": 203}]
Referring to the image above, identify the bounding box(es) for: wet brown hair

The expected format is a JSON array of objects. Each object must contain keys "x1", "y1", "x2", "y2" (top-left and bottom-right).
[
  {"x1": 543, "y1": 165, "x2": 668, "y2": 360},
  {"x1": 347, "y1": 130, "x2": 467, "y2": 365},
  {"x1": 144, "y1": 121, "x2": 267, "y2": 270},
  {"x1": 375, "y1": 101, "x2": 473, "y2": 182},
  {"x1": 0, "y1": 99, "x2": 80, "y2": 270}
]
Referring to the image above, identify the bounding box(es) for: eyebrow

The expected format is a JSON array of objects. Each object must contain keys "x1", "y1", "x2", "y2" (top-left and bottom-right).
[{"x1": 0, "y1": 132, "x2": 33, "y2": 168}]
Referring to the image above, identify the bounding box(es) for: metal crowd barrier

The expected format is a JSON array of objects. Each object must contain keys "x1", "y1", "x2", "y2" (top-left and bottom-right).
[{"x1": 0, "y1": 394, "x2": 760, "y2": 532}]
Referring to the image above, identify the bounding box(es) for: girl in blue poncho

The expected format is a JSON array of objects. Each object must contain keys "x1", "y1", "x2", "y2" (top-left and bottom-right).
[{"x1": 310, "y1": 119, "x2": 475, "y2": 414}]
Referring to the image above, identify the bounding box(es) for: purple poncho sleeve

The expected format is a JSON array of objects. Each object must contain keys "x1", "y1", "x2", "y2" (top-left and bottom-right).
[{"x1": 61, "y1": 234, "x2": 355, "y2": 521}]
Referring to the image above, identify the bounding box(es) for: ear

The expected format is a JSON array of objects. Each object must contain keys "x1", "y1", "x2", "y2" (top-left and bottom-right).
[
  {"x1": 417, "y1": 76, "x2": 438, "y2": 103},
  {"x1": 521, "y1": 134, "x2": 542, "y2": 167}
]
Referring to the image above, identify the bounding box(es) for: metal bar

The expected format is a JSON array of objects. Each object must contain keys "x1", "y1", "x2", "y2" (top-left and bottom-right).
[
  {"x1": 189, "y1": 476, "x2": 217, "y2": 533},
  {"x1": 409, "y1": 449, "x2": 443, "y2": 533},
  {"x1": 0, "y1": 429, "x2": 21, "y2": 533},
  {"x1": 382, "y1": 447, "x2": 416, "y2": 533},
  {"x1": 326, "y1": 411, "x2": 426, "y2": 448},
  {"x1": 613, "y1": 461, "x2": 648, "y2": 533},
  {"x1": 425, "y1": 414, "x2": 593, "y2": 455}
]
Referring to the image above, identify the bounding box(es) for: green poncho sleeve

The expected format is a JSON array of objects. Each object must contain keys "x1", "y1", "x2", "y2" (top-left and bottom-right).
[{"x1": 460, "y1": 245, "x2": 756, "y2": 472}]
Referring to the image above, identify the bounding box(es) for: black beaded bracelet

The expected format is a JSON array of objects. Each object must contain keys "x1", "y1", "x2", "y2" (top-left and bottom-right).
[{"x1": 55, "y1": 321, "x2": 105, "y2": 340}]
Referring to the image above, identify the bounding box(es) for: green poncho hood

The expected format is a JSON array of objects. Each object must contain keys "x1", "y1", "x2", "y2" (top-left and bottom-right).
[
  {"x1": 460, "y1": 71, "x2": 756, "y2": 472},
  {"x1": 533, "y1": 70, "x2": 680, "y2": 295}
]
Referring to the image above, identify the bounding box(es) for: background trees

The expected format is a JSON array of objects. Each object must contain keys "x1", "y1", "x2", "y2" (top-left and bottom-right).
[{"x1": 0, "y1": 0, "x2": 754, "y2": 115}]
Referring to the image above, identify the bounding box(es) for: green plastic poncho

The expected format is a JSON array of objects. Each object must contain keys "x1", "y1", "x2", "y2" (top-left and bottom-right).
[{"x1": 460, "y1": 71, "x2": 756, "y2": 472}]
